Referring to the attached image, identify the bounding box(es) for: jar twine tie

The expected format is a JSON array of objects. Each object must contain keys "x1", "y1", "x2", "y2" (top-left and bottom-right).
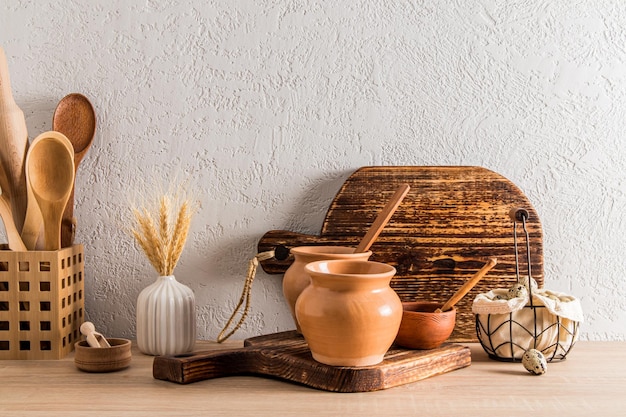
[{"x1": 217, "y1": 250, "x2": 275, "y2": 343}]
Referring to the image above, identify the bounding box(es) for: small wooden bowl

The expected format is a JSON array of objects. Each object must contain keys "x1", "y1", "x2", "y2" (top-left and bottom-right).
[
  {"x1": 394, "y1": 302, "x2": 456, "y2": 349},
  {"x1": 74, "y1": 338, "x2": 132, "y2": 372}
]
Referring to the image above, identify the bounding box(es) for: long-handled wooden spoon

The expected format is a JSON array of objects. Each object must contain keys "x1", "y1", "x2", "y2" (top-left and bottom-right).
[
  {"x1": 0, "y1": 187, "x2": 26, "y2": 251},
  {"x1": 354, "y1": 183, "x2": 410, "y2": 253},
  {"x1": 436, "y1": 257, "x2": 498, "y2": 313},
  {"x1": 52, "y1": 93, "x2": 96, "y2": 248},
  {"x1": 25, "y1": 131, "x2": 75, "y2": 251},
  {"x1": 20, "y1": 171, "x2": 43, "y2": 250}
]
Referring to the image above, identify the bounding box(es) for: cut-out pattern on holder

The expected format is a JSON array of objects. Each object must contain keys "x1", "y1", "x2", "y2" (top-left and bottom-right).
[{"x1": 0, "y1": 245, "x2": 85, "y2": 359}]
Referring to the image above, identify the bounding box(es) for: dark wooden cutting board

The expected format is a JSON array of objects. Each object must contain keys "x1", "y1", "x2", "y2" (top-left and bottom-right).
[
  {"x1": 257, "y1": 166, "x2": 543, "y2": 341},
  {"x1": 153, "y1": 331, "x2": 471, "y2": 392}
]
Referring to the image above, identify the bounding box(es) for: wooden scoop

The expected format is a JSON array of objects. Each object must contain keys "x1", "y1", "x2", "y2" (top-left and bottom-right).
[
  {"x1": 25, "y1": 131, "x2": 75, "y2": 251},
  {"x1": 80, "y1": 321, "x2": 111, "y2": 348},
  {"x1": 355, "y1": 183, "x2": 410, "y2": 253},
  {"x1": 436, "y1": 258, "x2": 497, "y2": 312},
  {"x1": 52, "y1": 93, "x2": 96, "y2": 248}
]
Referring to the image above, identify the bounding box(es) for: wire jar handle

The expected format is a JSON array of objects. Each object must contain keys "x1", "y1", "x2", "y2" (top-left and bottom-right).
[{"x1": 509, "y1": 207, "x2": 535, "y2": 307}]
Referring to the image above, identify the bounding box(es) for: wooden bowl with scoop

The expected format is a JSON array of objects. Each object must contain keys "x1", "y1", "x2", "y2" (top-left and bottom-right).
[
  {"x1": 395, "y1": 258, "x2": 497, "y2": 349},
  {"x1": 74, "y1": 338, "x2": 132, "y2": 372},
  {"x1": 74, "y1": 322, "x2": 131, "y2": 372}
]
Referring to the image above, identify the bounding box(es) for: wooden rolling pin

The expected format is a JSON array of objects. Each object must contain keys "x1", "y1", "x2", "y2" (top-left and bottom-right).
[{"x1": 0, "y1": 47, "x2": 29, "y2": 233}]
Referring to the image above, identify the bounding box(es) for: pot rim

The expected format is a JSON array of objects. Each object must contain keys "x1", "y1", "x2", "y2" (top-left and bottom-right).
[
  {"x1": 305, "y1": 259, "x2": 396, "y2": 278},
  {"x1": 402, "y1": 301, "x2": 457, "y2": 315},
  {"x1": 75, "y1": 338, "x2": 132, "y2": 350},
  {"x1": 290, "y1": 246, "x2": 371, "y2": 256}
]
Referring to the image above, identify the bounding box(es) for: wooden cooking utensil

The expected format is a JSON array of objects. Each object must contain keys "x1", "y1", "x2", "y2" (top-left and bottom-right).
[
  {"x1": 0, "y1": 187, "x2": 26, "y2": 251},
  {"x1": 20, "y1": 171, "x2": 43, "y2": 250},
  {"x1": 0, "y1": 47, "x2": 29, "y2": 232},
  {"x1": 436, "y1": 257, "x2": 497, "y2": 313},
  {"x1": 52, "y1": 93, "x2": 96, "y2": 248},
  {"x1": 25, "y1": 131, "x2": 75, "y2": 251},
  {"x1": 80, "y1": 321, "x2": 111, "y2": 348},
  {"x1": 355, "y1": 183, "x2": 410, "y2": 253}
]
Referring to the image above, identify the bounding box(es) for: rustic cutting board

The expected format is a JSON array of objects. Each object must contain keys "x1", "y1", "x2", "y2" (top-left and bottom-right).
[
  {"x1": 153, "y1": 331, "x2": 471, "y2": 392},
  {"x1": 257, "y1": 166, "x2": 543, "y2": 341}
]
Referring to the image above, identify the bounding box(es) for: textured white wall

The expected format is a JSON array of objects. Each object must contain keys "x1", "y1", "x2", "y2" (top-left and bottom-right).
[{"x1": 1, "y1": 1, "x2": 625, "y2": 341}]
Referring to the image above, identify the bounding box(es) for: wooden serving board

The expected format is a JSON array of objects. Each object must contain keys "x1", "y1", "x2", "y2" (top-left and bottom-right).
[
  {"x1": 153, "y1": 331, "x2": 471, "y2": 392},
  {"x1": 257, "y1": 166, "x2": 543, "y2": 341}
]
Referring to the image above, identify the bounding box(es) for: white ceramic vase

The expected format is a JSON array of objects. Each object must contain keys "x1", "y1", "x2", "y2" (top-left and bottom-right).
[{"x1": 136, "y1": 275, "x2": 196, "y2": 356}]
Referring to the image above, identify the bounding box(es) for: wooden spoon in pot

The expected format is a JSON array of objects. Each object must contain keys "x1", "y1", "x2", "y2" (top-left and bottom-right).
[
  {"x1": 354, "y1": 183, "x2": 410, "y2": 253},
  {"x1": 435, "y1": 258, "x2": 498, "y2": 313},
  {"x1": 20, "y1": 171, "x2": 43, "y2": 250},
  {"x1": 25, "y1": 131, "x2": 75, "y2": 251},
  {"x1": 0, "y1": 186, "x2": 26, "y2": 251},
  {"x1": 52, "y1": 93, "x2": 96, "y2": 247}
]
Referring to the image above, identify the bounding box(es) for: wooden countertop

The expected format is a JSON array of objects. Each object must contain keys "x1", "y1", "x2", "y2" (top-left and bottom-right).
[{"x1": 1, "y1": 340, "x2": 625, "y2": 416}]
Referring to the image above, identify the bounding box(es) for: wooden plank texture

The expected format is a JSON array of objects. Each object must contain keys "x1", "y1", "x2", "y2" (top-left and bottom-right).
[
  {"x1": 257, "y1": 166, "x2": 543, "y2": 341},
  {"x1": 153, "y1": 331, "x2": 471, "y2": 392}
]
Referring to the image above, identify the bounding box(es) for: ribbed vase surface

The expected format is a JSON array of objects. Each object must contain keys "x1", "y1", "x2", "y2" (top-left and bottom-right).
[{"x1": 136, "y1": 275, "x2": 196, "y2": 356}]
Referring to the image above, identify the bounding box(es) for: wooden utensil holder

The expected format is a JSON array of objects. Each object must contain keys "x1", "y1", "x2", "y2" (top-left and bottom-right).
[{"x1": 0, "y1": 244, "x2": 84, "y2": 359}]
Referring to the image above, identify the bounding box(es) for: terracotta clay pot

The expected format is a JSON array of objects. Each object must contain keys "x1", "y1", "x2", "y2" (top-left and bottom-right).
[
  {"x1": 394, "y1": 301, "x2": 456, "y2": 349},
  {"x1": 283, "y1": 246, "x2": 371, "y2": 332},
  {"x1": 296, "y1": 259, "x2": 402, "y2": 367}
]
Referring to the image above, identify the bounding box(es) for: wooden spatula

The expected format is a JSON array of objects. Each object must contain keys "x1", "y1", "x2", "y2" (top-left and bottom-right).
[
  {"x1": 436, "y1": 258, "x2": 497, "y2": 312},
  {"x1": 355, "y1": 183, "x2": 410, "y2": 253}
]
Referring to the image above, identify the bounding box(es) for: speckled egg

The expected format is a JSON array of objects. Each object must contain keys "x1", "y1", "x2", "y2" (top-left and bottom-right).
[
  {"x1": 507, "y1": 283, "x2": 528, "y2": 299},
  {"x1": 520, "y1": 277, "x2": 539, "y2": 291},
  {"x1": 522, "y1": 349, "x2": 547, "y2": 375}
]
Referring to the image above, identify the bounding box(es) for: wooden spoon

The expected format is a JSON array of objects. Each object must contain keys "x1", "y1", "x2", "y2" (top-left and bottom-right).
[
  {"x1": 52, "y1": 93, "x2": 96, "y2": 248},
  {"x1": 0, "y1": 187, "x2": 26, "y2": 251},
  {"x1": 354, "y1": 183, "x2": 410, "y2": 253},
  {"x1": 25, "y1": 131, "x2": 75, "y2": 251},
  {"x1": 20, "y1": 170, "x2": 44, "y2": 250},
  {"x1": 436, "y1": 258, "x2": 498, "y2": 312}
]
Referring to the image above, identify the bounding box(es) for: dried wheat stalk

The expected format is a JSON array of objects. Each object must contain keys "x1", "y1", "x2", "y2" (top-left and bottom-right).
[{"x1": 131, "y1": 193, "x2": 194, "y2": 276}]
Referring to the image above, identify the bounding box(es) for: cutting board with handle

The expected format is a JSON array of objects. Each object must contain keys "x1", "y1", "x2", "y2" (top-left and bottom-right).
[
  {"x1": 257, "y1": 166, "x2": 543, "y2": 341},
  {"x1": 153, "y1": 331, "x2": 471, "y2": 392}
]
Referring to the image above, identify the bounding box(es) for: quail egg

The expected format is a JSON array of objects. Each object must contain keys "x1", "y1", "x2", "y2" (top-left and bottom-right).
[
  {"x1": 522, "y1": 349, "x2": 547, "y2": 375},
  {"x1": 507, "y1": 283, "x2": 528, "y2": 299},
  {"x1": 520, "y1": 277, "x2": 539, "y2": 291}
]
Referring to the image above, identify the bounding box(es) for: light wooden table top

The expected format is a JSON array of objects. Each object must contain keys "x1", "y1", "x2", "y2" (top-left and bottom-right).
[{"x1": 1, "y1": 340, "x2": 625, "y2": 417}]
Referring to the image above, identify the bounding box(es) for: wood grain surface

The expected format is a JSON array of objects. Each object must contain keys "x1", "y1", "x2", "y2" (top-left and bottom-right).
[
  {"x1": 257, "y1": 166, "x2": 544, "y2": 341},
  {"x1": 153, "y1": 331, "x2": 471, "y2": 392},
  {"x1": 2, "y1": 341, "x2": 625, "y2": 416}
]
